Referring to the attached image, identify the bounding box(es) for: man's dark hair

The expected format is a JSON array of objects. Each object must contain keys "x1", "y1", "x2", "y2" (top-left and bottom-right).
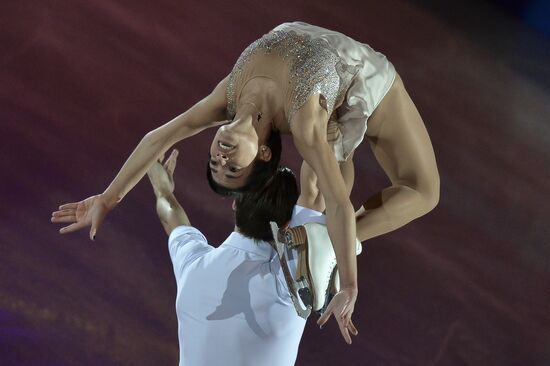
[
  {"x1": 206, "y1": 130, "x2": 282, "y2": 197},
  {"x1": 234, "y1": 166, "x2": 298, "y2": 242}
]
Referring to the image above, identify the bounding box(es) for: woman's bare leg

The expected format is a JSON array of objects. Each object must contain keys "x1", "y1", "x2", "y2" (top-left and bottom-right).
[
  {"x1": 297, "y1": 160, "x2": 326, "y2": 212},
  {"x1": 298, "y1": 74, "x2": 439, "y2": 244},
  {"x1": 355, "y1": 73, "x2": 440, "y2": 242},
  {"x1": 297, "y1": 153, "x2": 355, "y2": 213}
]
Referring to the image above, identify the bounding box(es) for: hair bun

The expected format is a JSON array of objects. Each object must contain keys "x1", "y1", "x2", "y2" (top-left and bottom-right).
[{"x1": 277, "y1": 166, "x2": 295, "y2": 176}]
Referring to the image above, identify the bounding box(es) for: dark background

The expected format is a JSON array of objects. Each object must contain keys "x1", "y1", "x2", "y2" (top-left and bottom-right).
[{"x1": 1, "y1": 0, "x2": 549, "y2": 365}]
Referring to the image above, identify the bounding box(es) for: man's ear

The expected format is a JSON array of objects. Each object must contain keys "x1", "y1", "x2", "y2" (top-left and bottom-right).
[{"x1": 258, "y1": 145, "x2": 272, "y2": 162}]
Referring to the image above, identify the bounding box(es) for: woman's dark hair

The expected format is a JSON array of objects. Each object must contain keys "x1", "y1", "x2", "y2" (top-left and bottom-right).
[
  {"x1": 206, "y1": 130, "x2": 282, "y2": 197},
  {"x1": 234, "y1": 166, "x2": 299, "y2": 242}
]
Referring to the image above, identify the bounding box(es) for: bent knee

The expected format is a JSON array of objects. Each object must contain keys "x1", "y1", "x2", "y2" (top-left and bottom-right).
[
  {"x1": 298, "y1": 183, "x2": 321, "y2": 205},
  {"x1": 419, "y1": 176, "x2": 440, "y2": 212},
  {"x1": 300, "y1": 177, "x2": 321, "y2": 200}
]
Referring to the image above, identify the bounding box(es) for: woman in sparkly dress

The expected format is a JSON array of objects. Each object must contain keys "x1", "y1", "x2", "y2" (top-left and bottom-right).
[{"x1": 51, "y1": 21, "x2": 440, "y2": 344}]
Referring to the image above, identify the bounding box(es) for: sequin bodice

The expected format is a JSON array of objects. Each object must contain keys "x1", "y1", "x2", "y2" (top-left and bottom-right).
[{"x1": 226, "y1": 28, "x2": 358, "y2": 125}]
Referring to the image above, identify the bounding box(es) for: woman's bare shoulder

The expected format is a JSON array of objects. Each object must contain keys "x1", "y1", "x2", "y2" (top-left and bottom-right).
[
  {"x1": 289, "y1": 93, "x2": 329, "y2": 145},
  {"x1": 206, "y1": 74, "x2": 230, "y2": 107}
]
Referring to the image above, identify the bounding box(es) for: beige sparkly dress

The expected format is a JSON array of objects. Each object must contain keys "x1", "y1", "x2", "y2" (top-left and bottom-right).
[{"x1": 226, "y1": 21, "x2": 396, "y2": 162}]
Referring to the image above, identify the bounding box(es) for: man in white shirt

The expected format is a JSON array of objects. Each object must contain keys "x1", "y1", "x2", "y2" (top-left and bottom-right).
[{"x1": 147, "y1": 149, "x2": 341, "y2": 366}]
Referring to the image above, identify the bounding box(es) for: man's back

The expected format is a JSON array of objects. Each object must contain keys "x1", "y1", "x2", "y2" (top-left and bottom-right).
[{"x1": 168, "y1": 206, "x2": 324, "y2": 366}]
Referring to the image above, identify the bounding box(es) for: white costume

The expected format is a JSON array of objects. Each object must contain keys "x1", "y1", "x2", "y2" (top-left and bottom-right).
[
  {"x1": 227, "y1": 21, "x2": 396, "y2": 162},
  {"x1": 168, "y1": 206, "x2": 325, "y2": 366}
]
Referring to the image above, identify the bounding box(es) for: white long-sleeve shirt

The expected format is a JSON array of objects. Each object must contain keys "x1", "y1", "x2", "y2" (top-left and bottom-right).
[{"x1": 168, "y1": 206, "x2": 326, "y2": 366}]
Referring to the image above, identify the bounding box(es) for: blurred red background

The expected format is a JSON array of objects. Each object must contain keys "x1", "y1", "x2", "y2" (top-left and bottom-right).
[{"x1": 1, "y1": 0, "x2": 549, "y2": 365}]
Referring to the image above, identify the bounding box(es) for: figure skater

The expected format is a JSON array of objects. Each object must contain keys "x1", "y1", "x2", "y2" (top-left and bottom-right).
[{"x1": 51, "y1": 21, "x2": 440, "y2": 340}]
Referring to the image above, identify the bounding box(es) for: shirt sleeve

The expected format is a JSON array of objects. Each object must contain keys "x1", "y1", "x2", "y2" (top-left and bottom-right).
[
  {"x1": 168, "y1": 226, "x2": 213, "y2": 280},
  {"x1": 289, "y1": 205, "x2": 326, "y2": 227}
]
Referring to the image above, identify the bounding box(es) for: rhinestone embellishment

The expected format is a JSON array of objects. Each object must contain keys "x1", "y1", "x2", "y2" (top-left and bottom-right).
[{"x1": 226, "y1": 29, "x2": 346, "y2": 124}]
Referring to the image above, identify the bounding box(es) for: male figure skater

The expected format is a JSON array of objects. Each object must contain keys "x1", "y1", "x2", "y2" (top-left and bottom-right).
[{"x1": 147, "y1": 149, "x2": 359, "y2": 366}]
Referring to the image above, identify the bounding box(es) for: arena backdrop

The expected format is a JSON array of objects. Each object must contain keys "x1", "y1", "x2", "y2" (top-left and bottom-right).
[{"x1": 1, "y1": 0, "x2": 549, "y2": 365}]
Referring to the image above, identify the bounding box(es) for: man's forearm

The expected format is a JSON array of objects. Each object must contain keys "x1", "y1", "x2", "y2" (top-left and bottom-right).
[{"x1": 155, "y1": 192, "x2": 191, "y2": 235}]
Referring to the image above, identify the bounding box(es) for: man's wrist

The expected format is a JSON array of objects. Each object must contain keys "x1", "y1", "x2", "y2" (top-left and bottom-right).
[{"x1": 155, "y1": 192, "x2": 180, "y2": 213}]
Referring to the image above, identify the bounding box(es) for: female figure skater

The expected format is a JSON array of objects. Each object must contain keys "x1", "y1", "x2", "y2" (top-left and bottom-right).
[{"x1": 51, "y1": 21, "x2": 440, "y2": 341}]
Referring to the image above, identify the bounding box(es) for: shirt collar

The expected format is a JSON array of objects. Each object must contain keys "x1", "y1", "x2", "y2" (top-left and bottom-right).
[{"x1": 220, "y1": 232, "x2": 276, "y2": 260}]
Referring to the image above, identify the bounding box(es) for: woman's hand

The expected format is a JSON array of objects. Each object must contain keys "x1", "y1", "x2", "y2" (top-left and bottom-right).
[
  {"x1": 51, "y1": 194, "x2": 113, "y2": 241},
  {"x1": 317, "y1": 287, "x2": 359, "y2": 344}
]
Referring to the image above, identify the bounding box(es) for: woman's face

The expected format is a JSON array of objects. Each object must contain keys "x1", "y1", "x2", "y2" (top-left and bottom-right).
[{"x1": 208, "y1": 124, "x2": 259, "y2": 189}]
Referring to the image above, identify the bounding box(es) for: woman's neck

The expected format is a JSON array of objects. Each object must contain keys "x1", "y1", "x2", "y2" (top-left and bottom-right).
[
  {"x1": 237, "y1": 77, "x2": 284, "y2": 129},
  {"x1": 229, "y1": 95, "x2": 272, "y2": 144}
]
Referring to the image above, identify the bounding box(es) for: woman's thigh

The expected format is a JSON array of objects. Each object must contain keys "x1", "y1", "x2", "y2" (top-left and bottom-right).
[{"x1": 364, "y1": 73, "x2": 440, "y2": 200}]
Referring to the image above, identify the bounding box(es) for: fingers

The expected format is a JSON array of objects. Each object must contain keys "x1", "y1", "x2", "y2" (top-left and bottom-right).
[
  {"x1": 58, "y1": 203, "x2": 78, "y2": 210},
  {"x1": 339, "y1": 301, "x2": 350, "y2": 318},
  {"x1": 52, "y1": 209, "x2": 76, "y2": 224},
  {"x1": 165, "y1": 149, "x2": 178, "y2": 175},
  {"x1": 349, "y1": 319, "x2": 359, "y2": 336},
  {"x1": 52, "y1": 208, "x2": 75, "y2": 217},
  {"x1": 337, "y1": 317, "x2": 353, "y2": 345},
  {"x1": 338, "y1": 313, "x2": 359, "y2": 344},
  {"x1": 317, "y1": 306, "x2": 333, "y2": 328},
  {"x1": 59, "y1": 221, "x2": 87, "y2": 234},
  {"x1": 51, "y1": 215, "x2": 76, "y2": 223},
  {"x1": 316, "y1": 296, "x2": 358, "y2": 345},
  {"x1": 147, "y1": 159, "x2": 164, "y2": 176}
]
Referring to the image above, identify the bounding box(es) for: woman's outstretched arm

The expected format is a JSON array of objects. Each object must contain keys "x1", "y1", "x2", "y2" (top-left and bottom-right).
[
  {"x1": 102, "y1": 75, "x2": 229, "y2": 207},
  {"x1": 51, "y1": 76, "x2": 229, "y2": 239},
  {"x1": 291, "y1": 96, "x2": 358, "y2": 344}
]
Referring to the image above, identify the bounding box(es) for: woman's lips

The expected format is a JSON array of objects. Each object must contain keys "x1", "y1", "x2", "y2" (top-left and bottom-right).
[{"x1": 218, "y1": 140, "x2": 235, "y2": 151}]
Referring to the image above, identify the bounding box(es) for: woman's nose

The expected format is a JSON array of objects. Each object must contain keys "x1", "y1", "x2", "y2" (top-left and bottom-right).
[{"x1": 216, "y1": 153, "x2": 229, "y2": 166}]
